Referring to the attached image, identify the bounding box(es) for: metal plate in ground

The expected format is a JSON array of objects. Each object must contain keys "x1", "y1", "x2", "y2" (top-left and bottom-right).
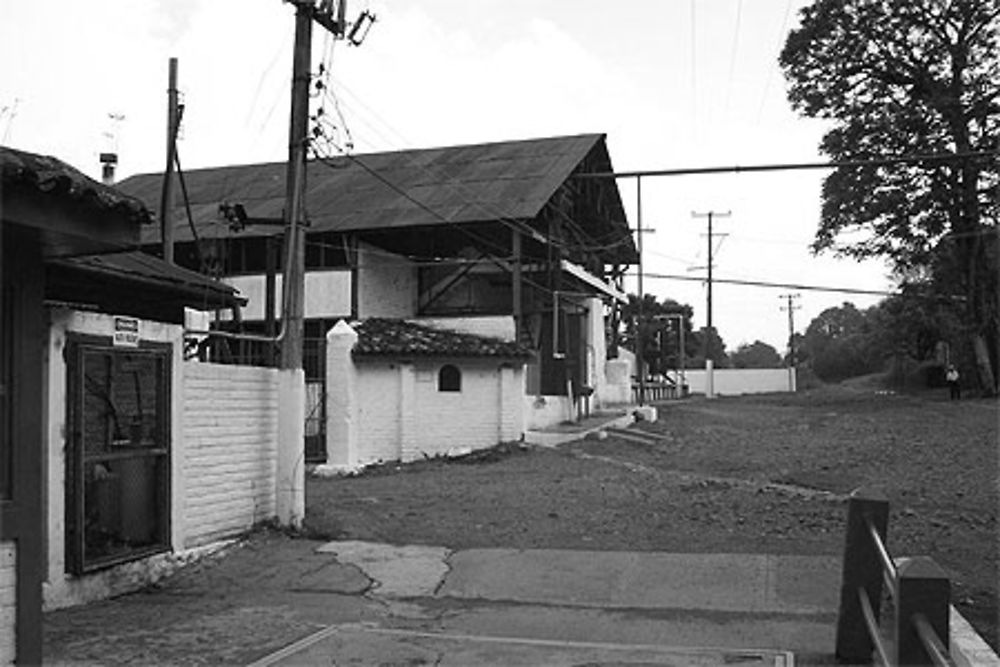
[{"x1": 251, "y1": 623, "x2": 795, "y2": 667}]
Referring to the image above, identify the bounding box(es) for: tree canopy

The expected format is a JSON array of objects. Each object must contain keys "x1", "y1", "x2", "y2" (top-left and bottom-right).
[
  {"x1": 618, "y1": 294, "x2": 727, "y2": 373},
  {"x1": 780, "y1": 0, "x2": 999, "y2": 392},
  {"x1": 730, "y1": 341, "x2": 783, "y2": 369}
]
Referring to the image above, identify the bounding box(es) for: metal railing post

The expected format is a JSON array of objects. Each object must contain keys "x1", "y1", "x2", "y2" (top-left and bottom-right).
[
  {"x1": 895, "y1": 557, "x2": 950, "y2": 666},
  {"x1": 836, "y1": 487, "x2": 891, "y2": 663}
]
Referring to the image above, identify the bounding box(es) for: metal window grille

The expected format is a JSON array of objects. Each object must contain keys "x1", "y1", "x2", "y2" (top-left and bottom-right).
[
  {"x1": 66, "y1": 339, "x2": 171, "y2": 573},
  {"x1": 0, "y1": 270, "x2": 12, "y2": 500}
]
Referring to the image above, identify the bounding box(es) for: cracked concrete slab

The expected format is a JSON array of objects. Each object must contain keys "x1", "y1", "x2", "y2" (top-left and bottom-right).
[
  {"x1": 316, "y1": 541, "x2": 451, "y2": 598},
  {"x1": 437, "y1": 549, "x2": 841, "y2": 614},
  {"x1": 288, "y1": 560, "x2": 372, "y2": 595}
]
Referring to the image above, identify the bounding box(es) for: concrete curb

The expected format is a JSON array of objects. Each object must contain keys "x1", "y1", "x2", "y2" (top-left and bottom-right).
[
  {"x1": 951, "y1": 606, "x2": 1000, "y2": 666},
  {"x1": 524, "y1": 411, "x2": 635, "y2": 447}
]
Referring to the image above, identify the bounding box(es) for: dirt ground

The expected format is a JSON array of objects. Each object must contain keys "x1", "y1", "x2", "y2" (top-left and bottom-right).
[{"x1": 305, "y1": 382, "x2": 998, "y2": 650}]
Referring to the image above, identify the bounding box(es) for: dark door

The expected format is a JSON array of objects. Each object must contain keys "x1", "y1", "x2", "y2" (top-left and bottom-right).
[
  {"x1": 64, "y1": 338, "x2": 172, "y2": 574},
  {"x1": 0, "y1": 223, "x2": 44, "y2": 664}
]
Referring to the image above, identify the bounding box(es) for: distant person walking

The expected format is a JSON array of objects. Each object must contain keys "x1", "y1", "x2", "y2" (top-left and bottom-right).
[{"x1": 946, "y1": 364, "x2": 961, "y2": 400}]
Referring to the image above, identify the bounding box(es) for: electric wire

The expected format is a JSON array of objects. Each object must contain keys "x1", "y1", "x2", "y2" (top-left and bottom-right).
[
  {"x1": 640, "y1": 271, "x2": 901, "y2": 297},
  {"x1": 755, "y1": 0, "x2": 795, "y2": 125},
  {"x1": 723, "y1": 0, "x2": 744, "y2": 119}
]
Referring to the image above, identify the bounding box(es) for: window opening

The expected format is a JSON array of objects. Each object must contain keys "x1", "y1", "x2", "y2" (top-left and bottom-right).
[
  {"x1": 0, "y1": 248, "x2": 10, "y2": 500},
  {"x1": 438, "y1": 364, "x2": 462, "y2": 392}
]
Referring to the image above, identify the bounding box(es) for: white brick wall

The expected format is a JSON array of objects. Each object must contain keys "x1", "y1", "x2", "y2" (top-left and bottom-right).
[
  {"x1": 411, "y1": 363, "x2": 500, "y2": 459},
  {"x1": 354, "y1": 362, "x2": 404, "y2": 464},
  {"x1": 680, "y1": 368, "x2": 792, "y2": 396},
  {"x1": 182, "y1": 363, "x2": 280, "y2": 547},
  {"x1": 324, "y1": 323, "x2": 526, "y2": 472},
  {"x1": 0, "y1": 541, "x2": 14, "y2": 666}
]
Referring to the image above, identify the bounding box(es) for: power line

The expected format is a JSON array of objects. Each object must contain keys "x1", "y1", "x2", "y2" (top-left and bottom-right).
[
  {"x1": 575, "y1": 150, "x2": 999, "y2": 180},
  {"x1": 723, "y1": 0, "x2": 744, "y2": 118},
  {"x1": 640, "y1": 271, "x2": 899, "y2": 297},
  {"x1": 755, "y1": 0, "x2": 795, "y2": 125}
]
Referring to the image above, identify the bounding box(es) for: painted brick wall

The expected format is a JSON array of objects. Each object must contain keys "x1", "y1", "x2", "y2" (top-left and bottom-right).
[
  {"x1": 680, "y1": 368, "x2": 792, "y2": 396},
  {"x1": 182, "y1": 363, "x2": 280, "y2": 547},
  {"x1": 220, "y1": 270, "x2": 352, "y2": 322},
  {"x1": 354, "y1": 362, "x2": 404, "y2": 465},
  {"x1": 0, "y1": 541, "x2": 14, "y2": 666},
  {"x1": 411, "y1": 362, "x2": 501, "y2": 460}
]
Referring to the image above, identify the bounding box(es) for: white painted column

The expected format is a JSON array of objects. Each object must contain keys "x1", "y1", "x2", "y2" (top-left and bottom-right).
[
  {"x1": 0, "y1": 542, "x2": 15, "y2": 664},
  {"x1": 398, "y1": 362, "x2": 417, "y2": 462},
  {"x1": 706, "y1": 359, "x2": 716, "y2": 399},
  {"x1": 585, "y1": 297, "x2": 606, "y2": 408},
  {"x1": 320, "y1": 320, "x2": 359, "y2": 474},
  {"x1": 276, "y1": 368, "x2": 305, "y2": 527},
  {"x1": 497, "y1": 365, "x2": 505, "y2": 442}
]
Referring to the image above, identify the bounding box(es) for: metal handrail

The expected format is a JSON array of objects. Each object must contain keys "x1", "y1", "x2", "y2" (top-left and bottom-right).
[
  {"x1": 868, "y1": 520, "x2": 897, "y2": 579},
  {"x1": 838, "y1": 491, "x2": 953, "y2": 667},
  {"x1": 868, "y1": 520, "x2": 899, "y2": 600},
  {"x1": 913, "y1": 614, "x2": 954, "y2": 667},
  {"x1": 859, "y1": 586, "x2": 892, "y2": 667}
]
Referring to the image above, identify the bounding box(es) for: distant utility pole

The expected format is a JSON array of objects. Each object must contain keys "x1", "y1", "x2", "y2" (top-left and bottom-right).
[
  {"x1": 636, "y1": 177, "x2": 645, "y2": 405},
  {"x1": 691, "y1": 210, "x2": 730, "y2": 397},
  {"x1": 780, "y1": 293, "x2": 801, "y2": 392},
  {"x1": 160, "y1": 57, "x2": 179, "y2": 264},
  {"x1": 633, "y1": 177, "x2": 656, "y2": 406},
  {"x1": 279, "y1": 1, "x2": 348, "y2": 370}
]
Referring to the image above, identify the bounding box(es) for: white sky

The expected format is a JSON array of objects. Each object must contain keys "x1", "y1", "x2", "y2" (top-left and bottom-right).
[{"x1": 0, "y1": 0, "x2": 893, "y2": 352}]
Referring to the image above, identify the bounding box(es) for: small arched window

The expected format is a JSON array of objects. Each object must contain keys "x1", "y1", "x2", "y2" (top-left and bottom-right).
[{"x1": 438, "y1": 364, "x2": 461, "y2": 392}]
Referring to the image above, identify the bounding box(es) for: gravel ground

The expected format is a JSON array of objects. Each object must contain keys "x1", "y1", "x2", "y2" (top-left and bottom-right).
[{"x1": 305, "y1": 382, "x2": 998, "y2": 650}]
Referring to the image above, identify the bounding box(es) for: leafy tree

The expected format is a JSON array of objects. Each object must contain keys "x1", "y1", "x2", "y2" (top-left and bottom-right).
[
  {"x1": 690, "y1": 326, "x2": 730, "y2": 370},
  {"x1": 800, "y1": 302, "x2": 882, "y2": 381},
  {"x1": 731, "y1": 340, "x2": 783, "y2": 369},
  {"x1": 619, "y1": 294, "x2": 697, "y2": 375},
  {"x1": 780, "y1": 0, "x2": 999, "y2": 393}
]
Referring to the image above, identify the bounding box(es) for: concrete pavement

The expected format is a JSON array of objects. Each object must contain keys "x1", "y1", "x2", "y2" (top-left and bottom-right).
[{"x1": 251, "y1": 542, "x2": 844, "y2": 666}]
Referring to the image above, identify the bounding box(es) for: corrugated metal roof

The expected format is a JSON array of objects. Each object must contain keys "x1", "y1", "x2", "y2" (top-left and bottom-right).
[
  {"x1": 117, "y1": 134, "x2": 612, "y2": 244},
  {"x1": 352, "y1": 318, "x2": 533, "y2": 359},
  {"x1": 51, "y1": 251, "x2": 243, "y2": 308}
]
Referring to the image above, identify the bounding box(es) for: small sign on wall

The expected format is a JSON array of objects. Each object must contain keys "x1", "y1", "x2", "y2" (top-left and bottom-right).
[{"x1": 113, "y1": 316, "x2": 140, "y2": 347}]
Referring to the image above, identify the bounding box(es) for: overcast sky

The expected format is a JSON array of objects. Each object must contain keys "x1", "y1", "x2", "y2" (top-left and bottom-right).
[{"x1": 1, "y1": 0, "x2": 894, "y2": 352}]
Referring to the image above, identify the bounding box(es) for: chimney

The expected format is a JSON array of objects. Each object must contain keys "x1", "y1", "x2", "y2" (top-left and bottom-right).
[{"x1": 99, "y1": 152, "x2": 117, "y2": 185}]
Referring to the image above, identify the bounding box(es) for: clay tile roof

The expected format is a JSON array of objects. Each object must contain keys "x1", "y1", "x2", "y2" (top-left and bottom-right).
[
  {"x1": 351, "y1": 319, "x2": 533, "y2": 360},
  {"x1": 0, "y1": 146, "x2": 152, "y2": 225}
]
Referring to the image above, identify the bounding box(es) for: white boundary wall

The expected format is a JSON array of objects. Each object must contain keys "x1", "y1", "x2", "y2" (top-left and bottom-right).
[
  {"x1": 181, "y1": 363, "x2": 280, "y2": 547},
  {"x1": 680, "y1": 368, "x2": 793, "y2": 396},
  {"x1": 41, "y1": 310, "x2": 300, "y2": 611}
]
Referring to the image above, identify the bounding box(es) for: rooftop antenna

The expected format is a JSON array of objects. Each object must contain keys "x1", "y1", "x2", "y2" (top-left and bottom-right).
[{"x1": 1, "y1": 98, "x2": 20, "y2": 143}]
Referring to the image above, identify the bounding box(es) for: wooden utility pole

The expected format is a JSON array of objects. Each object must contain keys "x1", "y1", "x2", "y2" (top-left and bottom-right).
[
  {"x1": 780, "y1": 292, "x2": 800, "y2": 392},
  {"x1": 279, "y1": 3, "x2": 313, "y2": 370},
  {"x1": 691, "y1": 210, "x2": 730, "y2": 338},
  {"x1": 692, "y1": 210, "x2": 729, "y2": 398},
  {"x1": 636, "y1": 176, "x2": 645, "y2": 406},
  {"x1": 279, "y1": 0, "x2": 349, "y2": 369},
  {"x1": 160, "y1": 57, "x2": 179, "y2": 264},
  {"x1": 780, "y1": 293, "x2": 801, "y2": 365}
]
